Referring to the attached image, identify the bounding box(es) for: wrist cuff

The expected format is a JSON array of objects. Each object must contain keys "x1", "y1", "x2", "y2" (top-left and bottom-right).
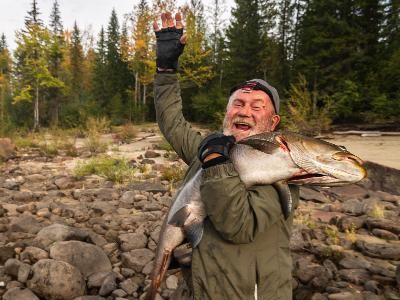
[{"x1": 202, "y1": 156, "x2": 230, "y2": 169}]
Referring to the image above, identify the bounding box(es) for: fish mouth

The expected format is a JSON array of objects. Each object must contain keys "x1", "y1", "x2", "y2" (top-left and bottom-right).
[{"x1": 288, "y1": 167, "x2": 367, "y2": 186}]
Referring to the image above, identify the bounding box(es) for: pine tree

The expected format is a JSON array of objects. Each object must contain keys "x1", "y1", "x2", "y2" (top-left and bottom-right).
[
  {"x1": 14, "y1": 0, "x2": 64, "y2": 130},
  {"x1": 105, "y1": 9, "x2": 131, "y2": 123},
  {"x1": 225, "y1": 0, "x2": 264, "y2": 86},
  {"x1": 48, "y1": 0, "x2": 65, "y2": 126},
  {"x1": 70, "y1": 22, "x2": 84, "y2": 103},
  {"x1": 92, "y1": 27, "x2": 108, "y2": 115},
  {"x1": 0, "y1": 33, "x2": 12, "y2": 135}
]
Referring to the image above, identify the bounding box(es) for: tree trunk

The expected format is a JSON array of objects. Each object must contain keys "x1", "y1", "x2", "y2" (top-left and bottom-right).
[
  {"x1": 0, "y1": 81, "x2": 4, "y2": 135},
  {"x1": 34, "y1": 79, "x2": 40, "y2": 131},
  {"x1": 143, "y1": 84, "x2": 146, "y2": 105},
  {"x1": 134, "y1": 72, "x2": 139, "y2": 107},
  {"x1": 51, "y1": 94, "x2": 59, "y2": 127}
]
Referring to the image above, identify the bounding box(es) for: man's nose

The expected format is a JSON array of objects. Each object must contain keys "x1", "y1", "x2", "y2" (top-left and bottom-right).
[{"x1": 238, "y1": 105, "x2": 251, "y2": 116}]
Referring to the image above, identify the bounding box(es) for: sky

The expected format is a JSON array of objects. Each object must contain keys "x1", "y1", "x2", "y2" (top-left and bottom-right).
[{"x1": 0, "y1": 0, "x2": 234, "y2": 50}]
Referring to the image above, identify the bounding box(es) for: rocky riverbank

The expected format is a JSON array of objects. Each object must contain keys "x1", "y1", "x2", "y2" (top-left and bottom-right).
[{"x1": 0, "y1": 132, "x2": 399, "y2": 300}]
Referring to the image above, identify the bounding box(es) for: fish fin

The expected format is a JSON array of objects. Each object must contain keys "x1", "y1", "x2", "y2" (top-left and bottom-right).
[
  {"x1": 238, "y1": 138, "x2": 278, "y2": 154},
  {"x1": 184, "y1": 223, "x2": 204, "y2": 248},
  {"x1": 168, "y1": 206, "x2": 190, "y2": 227},
  {"x1": 272, "y1": 181, "x2": 293, "y2": 220}
]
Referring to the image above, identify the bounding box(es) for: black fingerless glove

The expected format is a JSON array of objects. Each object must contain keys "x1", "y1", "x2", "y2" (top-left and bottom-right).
[
  {"x1": 155, "y1": 28, "x2": 185, "y2": 72},
  {"x1": 198, "y1": 133, "x2": 236, "y2": 169}
]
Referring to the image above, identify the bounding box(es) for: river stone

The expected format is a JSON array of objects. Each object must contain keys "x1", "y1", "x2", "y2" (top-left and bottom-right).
[
  {"x1": 339, "y1": 252, "x2": 371, "y2": 269},
  {"x1": 12, "y1": 190, "x2": 34, "y2": 202},
  {"x1": 20, "y1": 246, "x2": 49, "y2": 263},
  {"x1": 3, "y1": 287, "x2": 39, "y2": 300},
  {"x1": 338, "y1": 268, "x2": 370, "y2": 285},
  {"x1": 0, "y1": 246, "x2": 15, "y2": 264},
  {"x1": 365, "y1": 218, "x2": 400, "y2": 235},
  {"x1": 87, "y1": 271, "x2": 110, "y2": 288},
  {"x1": 99, "y1": 272, "x2": 117, "y2": 296},
  {"x1": 50, "y1": 240, "x2": 112, "y2": 278},
  {"x1": 342, "y1": 199, "x2": 363, "y2": 215},
  {"x1": 296, "y1": 262, "x2": 325, "y2": 283},
  {"x1": 128, "y1": 182, "x2": 167, "y2": 194},
  {"x1": 144, "y1": 150, "x2": 161, "y2": 158},
  {"x1": 356, "y1": 240, "x2": 400, "y2": 260},
  {"x1": 27, "y1": 259, "x2": 86, "y2": 300},
  {"x1": 120, "y1": 278, "x2": 139, "y2": 294},
  {"x1": 372, "y1": 228, "x2": 399, "y2": 240},
  {"x1": 118, "y1": 232, "x2": 148, "y2": 251},
  {"x1": 300, "y1": 187, "x2": 330, "y2": 203},
  {"x1": 17, "y1": 263, "x2": 31, "y2": 283},
  {"x1": 54, "y1": 176, "x2": 75, "y2": 189},
  {"x1": 73, "y1": 297, "x2": 106, "y2": 300},
  {"x1": 327, "y1": 292, "x2": 359, "y2": 300},
  {"x1": 10, "y1": 215, "x2": 43, "y2": 234},
  {"x1": 337, "y1": 216, "x2": 365, "y2": 231},
  {"x1": 121, "y1": 248, "x2": 154, "y2": 272},
  {"x1": 33, "y1": 223, "x2": 92, "y2": 249}
]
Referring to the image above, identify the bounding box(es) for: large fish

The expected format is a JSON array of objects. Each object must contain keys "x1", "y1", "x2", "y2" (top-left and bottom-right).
[{"x1": 147, "y1": 131, "x2": 367, "y2": 299}]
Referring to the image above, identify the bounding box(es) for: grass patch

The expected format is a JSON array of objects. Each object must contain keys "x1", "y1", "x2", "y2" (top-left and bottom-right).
[
  {"x1": 157, "y1": 137, "x2": 174, "y2": 152},
  {"x1": 367, "y1": 204, "x2": 385, "y2": 219},
  {"x1": 324, "y1": 226, "x2": 340, "y2": 245},
  {"x1": 345, "y1": 223, "x2": 357, "y2": 243},
  {"x1": 73, "y1": 156, "x2": 137, "y2": 183},
  {"x1": 13, "y1": 129, "x2": 78, "y2": 157},
  {"x1": 294, "y1": 210, "x2": 317, "y2": 229},
  {"x1": 161, "y1": 164, "x2": 186, "y2": 183}
]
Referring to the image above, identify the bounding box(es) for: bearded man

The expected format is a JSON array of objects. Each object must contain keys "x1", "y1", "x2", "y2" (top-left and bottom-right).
[{"x1": 153, "y1": 11, "x2": 298, "y2": 300}]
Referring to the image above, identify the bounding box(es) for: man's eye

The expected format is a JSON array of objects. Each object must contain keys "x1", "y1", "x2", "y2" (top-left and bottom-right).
[{"x1": 252, "y1": 106, "x2": 262, "y2": 111}]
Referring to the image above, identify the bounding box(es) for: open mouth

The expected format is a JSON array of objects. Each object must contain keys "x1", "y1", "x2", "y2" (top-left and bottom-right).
[{"x1": 234, "y1": 122, "x2": 252, "y2": 131}]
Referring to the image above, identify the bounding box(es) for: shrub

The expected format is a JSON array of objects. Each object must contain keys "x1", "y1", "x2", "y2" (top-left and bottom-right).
[
  {"x1": 285, "y1": 75, "x2": 332, "y2": 135},
  {"x1": 114, "y1": 123, "x2": 138, "y2": 144},
  {"x1": 161, "y1": 164, "x2": 186, "y2": 183}
]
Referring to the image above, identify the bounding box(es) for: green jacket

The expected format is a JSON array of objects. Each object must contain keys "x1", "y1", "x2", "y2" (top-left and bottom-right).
[{"x1": 154, "y1": 73, "x2": 299, "y2": 300}]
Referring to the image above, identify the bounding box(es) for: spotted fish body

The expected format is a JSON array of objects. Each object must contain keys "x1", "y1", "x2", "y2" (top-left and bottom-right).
[{"x1": 147, "y1": 131, "x2": 367, "y2": 300}]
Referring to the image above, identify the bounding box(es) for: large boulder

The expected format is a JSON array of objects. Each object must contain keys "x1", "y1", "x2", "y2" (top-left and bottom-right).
[
  {"x1": 121, "y1": 248, "x2": 154, "y2": 272},
  {"x1": 10, "y1": 215, "x2": 43, "y2": 234},
  {"x1": 33, "y1": 223, "x2": 93, "y2": 250},
  {"x1": 27, "y1": 259, "x2": 86, "y2": 300},
  {"x1": 3, "y1": 287, "x2": 39, "y2": 300},
  {"x1": 50, "y1": 240, "x2": 112, "y2": 278},
  {"x1": 118, "y1": 232, "x2": 148, "y2": 252}
]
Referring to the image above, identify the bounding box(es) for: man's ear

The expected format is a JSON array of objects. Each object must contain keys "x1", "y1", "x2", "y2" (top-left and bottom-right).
[{"x1": 270, "y1": 114, "x2": 281, "y2": 131}]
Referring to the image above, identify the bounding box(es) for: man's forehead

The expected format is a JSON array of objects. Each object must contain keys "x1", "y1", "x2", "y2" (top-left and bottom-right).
[{"x1": 232, "y1": 89, "x2": 271, "y2": 101}]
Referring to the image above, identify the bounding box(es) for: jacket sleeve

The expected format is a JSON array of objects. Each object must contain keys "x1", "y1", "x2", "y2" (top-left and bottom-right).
[
  {"x1": 200, "y1": 162, "x2": 285, "y2": 244},
  {"x1": 154, "y1": 73, "x2": 203, "y2": 165}
]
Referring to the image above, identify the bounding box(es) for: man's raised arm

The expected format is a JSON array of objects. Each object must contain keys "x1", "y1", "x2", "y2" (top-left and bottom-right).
[{"x1": 153, "y1": 12, "x2": 202, "y2": 165}]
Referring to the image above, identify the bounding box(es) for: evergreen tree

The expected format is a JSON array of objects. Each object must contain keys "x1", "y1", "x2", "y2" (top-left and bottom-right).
[
  {"x1": 48, "y1": 0, "x2": 65, "y2": 126},
  {"x1": 13, "y1": 0, "x2": 64, "y2": 130},
  {"x1": 0, "y1": 33, "x2": 12, "y2": 135},
  {"x1": 70, "y1": 22, "x2": 84, "y2": 103},
  {"x1": 105, "y1": 9, "x2": 130, "y2": 123},
  {"x1": 225, "y1": 0, "x2": 264, "y2": 86},
  {"x1": 92, "y1": 27, "x2": 108, "y2": 115}
]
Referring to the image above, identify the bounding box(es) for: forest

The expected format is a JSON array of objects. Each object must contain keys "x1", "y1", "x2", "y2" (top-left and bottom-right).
[{"x1": 0, "y1": 0, "x2": 399, "y2": 135}]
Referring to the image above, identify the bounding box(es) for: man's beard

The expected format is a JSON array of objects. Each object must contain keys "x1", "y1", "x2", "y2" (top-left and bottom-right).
[{"x1": 223, "y1": 117, "x2": 273, "y2": 139}]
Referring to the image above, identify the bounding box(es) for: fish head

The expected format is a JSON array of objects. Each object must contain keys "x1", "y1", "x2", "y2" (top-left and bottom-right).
[{"x1": 277, "y1": 133, "x2": 367, "y2": 186}]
